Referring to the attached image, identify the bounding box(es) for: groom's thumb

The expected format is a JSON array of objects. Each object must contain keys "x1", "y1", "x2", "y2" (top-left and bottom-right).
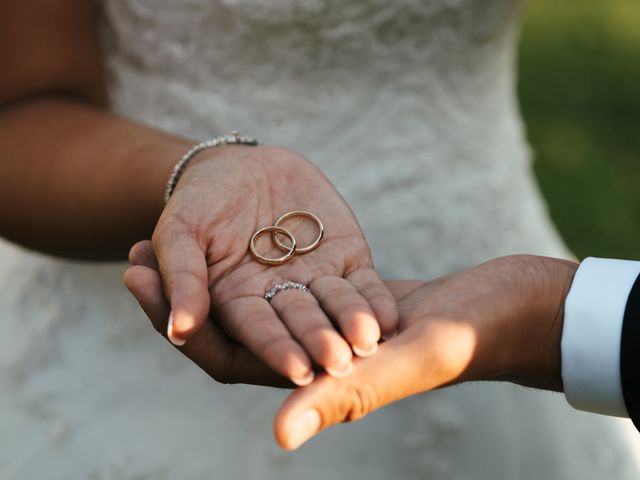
[{"x1": 274, "y1": 332, "x2": 425, "y2": 450}]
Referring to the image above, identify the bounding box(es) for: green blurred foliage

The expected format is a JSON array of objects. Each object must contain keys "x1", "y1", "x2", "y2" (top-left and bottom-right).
[{"x1": 518, "y1": 0, "x2": 640, "y2": 259}]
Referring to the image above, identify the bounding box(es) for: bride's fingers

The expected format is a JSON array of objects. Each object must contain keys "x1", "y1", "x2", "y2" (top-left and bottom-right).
[
  {"x1": 310, "y1": 276, "x2": 381, "y2": 357},
  {"x1": 216, "y1": 297, "x2": 315, "y2": 386},
  {"x1": 129, "y1": 241, "x2": 332, "y2": 385},
  {"x1": 269, "y1": 289, "x2": 354, "y2": 377},
  {"x1": 347, "y1": 267, "x2": 399, "y2": 339},
  {"x1": 124, "y1": 264, "x2": 288, "y2": 387},
  {"x1": 152, "y1": 225, "x2": 210, "y2": 345},
  {"x1": 123, "y1": 264, "x2": 170, "y2": 334}
]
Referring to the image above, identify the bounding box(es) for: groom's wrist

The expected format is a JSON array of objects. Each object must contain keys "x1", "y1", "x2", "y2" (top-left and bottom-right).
[{"x1": 499, "y1": 256, "x2": 578, "y2": 391}]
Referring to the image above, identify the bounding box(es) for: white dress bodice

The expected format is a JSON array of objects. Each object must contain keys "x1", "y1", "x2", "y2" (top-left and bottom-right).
[
  {"x1": 1, "y1": 0, "x2": 639, "y2": 478},
  {"x1": 102, "y1": 0, "x2": 568, "y2": 277}
]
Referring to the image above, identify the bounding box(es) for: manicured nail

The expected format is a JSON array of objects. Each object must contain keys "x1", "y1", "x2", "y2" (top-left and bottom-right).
[
  {"x1": 167, "y1": 312, "x2": 186, "y2": 346},
  {"x1": 292, "y1": 370, "x2": 315, "y2": 387},
  {"x1": 326, "y1": 362, "x2": 353, "y2": 378},
  {"x1": 287, "y1": 409, "x2": 321, "y2": 450},
  {"x1": 353, "y1": 343, "x2": 378, "y2": 358}
]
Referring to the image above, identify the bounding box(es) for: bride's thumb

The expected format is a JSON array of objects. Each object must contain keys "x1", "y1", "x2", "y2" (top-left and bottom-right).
[{"x1": 273, "y1": 332, "x2": 425, "y2": 450}]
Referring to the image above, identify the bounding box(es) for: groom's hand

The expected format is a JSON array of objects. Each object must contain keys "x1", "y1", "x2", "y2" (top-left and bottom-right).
[{"x1": 274, "y1": 256, "x2": 578, "y2": 449}]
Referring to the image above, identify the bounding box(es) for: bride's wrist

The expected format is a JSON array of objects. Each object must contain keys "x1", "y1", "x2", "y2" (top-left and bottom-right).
[
  {"x1": 175, "y1": 144, "x2": 321, "y2": 198},
  {"x1": 164, "y1": 133, "x2": 260, "y2": 204}
]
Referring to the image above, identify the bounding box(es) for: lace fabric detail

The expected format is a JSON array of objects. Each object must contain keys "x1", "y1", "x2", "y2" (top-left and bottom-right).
[
  {"x1": 100, "y1": 0, "x2": 557, "y2": 282},
  {"x1": 100, "y1": 0, "x2": 521, "y2": 84}
]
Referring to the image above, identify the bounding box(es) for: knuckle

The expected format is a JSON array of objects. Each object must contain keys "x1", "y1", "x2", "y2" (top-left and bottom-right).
[
  {"x1": 359, "y1": 281, "x2": 390, "y2": 299},
  {"x1": 367, "y1": 292, "x2": 397, "y2": 318},
  {"x1": 300, "y1": 329, "x2": 350, "y2": 365},
  {"x1": 172, "y1": 269, "x2": 203, "y2": 284},
  {"x1": 339, "y1": 381, "x2": 379, "y2": 423},
  {"x1": 260, "y1": 336, "x2": 296, "y2": 363},
  {"x1": 127, "y1": 242, "x2": 144, "y2": 264},
  {"x1": 299, "y1": 324, "x2": 330, "y2": 344}
]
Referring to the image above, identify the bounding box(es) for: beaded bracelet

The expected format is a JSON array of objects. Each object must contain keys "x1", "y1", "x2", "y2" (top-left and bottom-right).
[{"x1": 164, "y1": 131, "x2": 260, "y2": 204}]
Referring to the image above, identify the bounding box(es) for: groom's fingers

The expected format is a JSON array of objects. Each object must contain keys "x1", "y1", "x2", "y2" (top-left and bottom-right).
[
  {"x1": 273, "y1": 324, "x2": 428, "y2": 450},
  {"x1": 274, "y1": 318, "x2": 480, "y2": 450},
  {"x1": 152, "y1": 223, "x2": 210, "y2": 345}
]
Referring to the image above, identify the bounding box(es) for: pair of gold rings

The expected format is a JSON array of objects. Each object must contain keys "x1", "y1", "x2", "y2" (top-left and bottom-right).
[{"x1": 249, "y1": 210, "x2": 324, "y2": 266}]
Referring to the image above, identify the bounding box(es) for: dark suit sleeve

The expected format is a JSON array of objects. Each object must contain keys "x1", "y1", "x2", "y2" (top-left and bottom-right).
[{"x1": 621, "y1": 274, "x2": 640, "y2": 431}]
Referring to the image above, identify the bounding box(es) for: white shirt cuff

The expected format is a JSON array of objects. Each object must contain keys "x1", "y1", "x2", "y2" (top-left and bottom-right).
[{"x1": 562, "y1": 257, "x2": 640, "y2": 417}]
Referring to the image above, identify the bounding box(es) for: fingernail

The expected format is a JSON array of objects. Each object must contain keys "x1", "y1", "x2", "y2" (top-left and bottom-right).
[
  {"x1": 167, "y1": 312, "x2": 186, "y2": 346},
  {"x1": 326, "y1": 362, "x2": 353, "y2": 379},
  {"x1": 292, "y1": 370, "x2": 315, "y2": 387},
  {"x1": 353, "y1": 343, "x2": 378, "y2": 358},
  {"x1": 287, "y1": 409, "x2": 321, "y2": 450}
]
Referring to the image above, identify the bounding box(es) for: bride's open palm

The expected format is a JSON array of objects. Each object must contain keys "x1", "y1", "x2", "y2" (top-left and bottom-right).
[{"x1": 144, "y1": 144, "x2": 398, "y2": 385}]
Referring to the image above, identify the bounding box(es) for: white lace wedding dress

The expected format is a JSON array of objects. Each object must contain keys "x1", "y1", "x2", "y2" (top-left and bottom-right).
[{"x1": 1, "y1": 0, "x2": 639, "y2": 478}]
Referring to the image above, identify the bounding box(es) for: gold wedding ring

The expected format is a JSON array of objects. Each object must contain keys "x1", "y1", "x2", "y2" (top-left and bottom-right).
[
  {"x1": 249, "y1": 210, "x2": 324, "y2": 265},
  {"x1": 273, "y1": 210, "x2": 324, "y2": 254},
  {"x1": 249, "y1": 226, "x2": 297, "y2": 266}
]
